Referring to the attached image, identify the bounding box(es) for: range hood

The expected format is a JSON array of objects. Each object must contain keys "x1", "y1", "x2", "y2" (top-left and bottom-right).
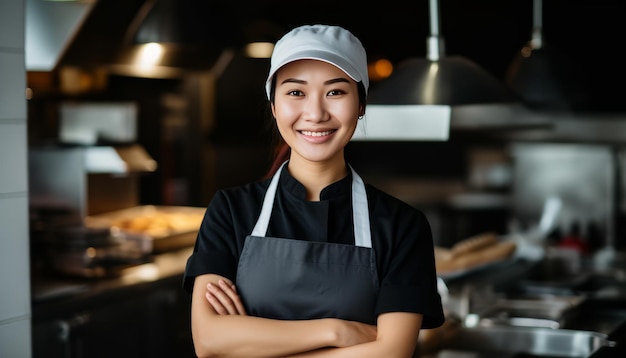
[
  {"x1": 25, "y1": 0, "x2": 243, "y2": 76},
  {"x1": 25, "y1": 0, "x2": 96, "y2": 71}
]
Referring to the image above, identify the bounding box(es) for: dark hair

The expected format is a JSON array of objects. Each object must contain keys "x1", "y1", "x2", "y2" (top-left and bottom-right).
[{"x1": 263, "y1": 78, "x2": 367, "y2": 179}]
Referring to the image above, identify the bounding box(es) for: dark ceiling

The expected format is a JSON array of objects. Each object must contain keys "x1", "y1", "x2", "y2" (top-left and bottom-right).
[{"x1": 61, "y1": 0, "x2": 625, "y2": 110}]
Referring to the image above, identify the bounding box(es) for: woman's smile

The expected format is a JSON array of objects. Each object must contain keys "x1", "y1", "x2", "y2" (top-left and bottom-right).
[
  {"x1": 298, "y1": 129, "x2": 337, "y2": 143},
  {"x1": 299, "y1": 129, "x2": 337, "y2": 137}
]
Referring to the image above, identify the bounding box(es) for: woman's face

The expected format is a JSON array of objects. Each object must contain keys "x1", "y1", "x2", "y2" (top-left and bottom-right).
[{"x1": 271, "y1": 59, "x2": 363, "y2": 165}]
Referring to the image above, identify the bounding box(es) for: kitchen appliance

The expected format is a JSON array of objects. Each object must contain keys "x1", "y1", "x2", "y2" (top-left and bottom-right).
[
  {"x1": 29, "y1": 102, "x2": 154, "y2": 218},
  {"x1": 28, "y1": 101, "x2": 201, "y2": 277}
]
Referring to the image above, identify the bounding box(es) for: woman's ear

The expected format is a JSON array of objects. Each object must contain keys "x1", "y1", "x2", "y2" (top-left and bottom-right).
[{"x1": 271, "y1": 103, "x2": 277, "y2": 119}]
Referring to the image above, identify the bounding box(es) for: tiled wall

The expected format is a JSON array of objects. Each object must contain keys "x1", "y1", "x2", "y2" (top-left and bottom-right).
[{"x1": 0, "y1": 0, "x2": 32, "y2": 356}]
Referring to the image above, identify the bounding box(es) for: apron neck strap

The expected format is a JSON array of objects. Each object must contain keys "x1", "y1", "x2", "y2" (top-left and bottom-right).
[
  {"x1": 251, "y1": 161, "x2": 372, "y2": 248},
  {"x1": 251, "y1": 161, "x2": 286, "y2": 238}
]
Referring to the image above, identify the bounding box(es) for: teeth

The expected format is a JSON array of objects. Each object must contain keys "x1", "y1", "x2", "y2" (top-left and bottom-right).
[{"x1": 301, "y1": 130, "x2": 333, "y2": 137}]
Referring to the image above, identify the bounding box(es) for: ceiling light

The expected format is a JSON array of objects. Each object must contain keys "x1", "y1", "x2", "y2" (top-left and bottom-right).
[
  {"x1": 355, "y1": 0, "x2": 526, "y2": 141},
  {"x1": 244, "y1": 42, "x2": 274, "y2": 58},
  {"x1": 367, "y1": 0, "x2": 517, "y2": 106}
]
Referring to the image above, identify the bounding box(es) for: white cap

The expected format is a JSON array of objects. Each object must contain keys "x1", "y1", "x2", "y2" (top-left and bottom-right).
[{"x1": 265, "y1": 24, "x2": 369, "y2": 99}]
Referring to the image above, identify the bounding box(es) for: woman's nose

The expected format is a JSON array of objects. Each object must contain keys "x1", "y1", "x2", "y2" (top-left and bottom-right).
[{"x1": 302, "y1": 96, "x2": 328, "y2": 122}]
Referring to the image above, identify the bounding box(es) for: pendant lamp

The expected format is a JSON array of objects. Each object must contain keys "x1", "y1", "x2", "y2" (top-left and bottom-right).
[
  {"x1": 354, "y1": 0, "x2": 531, "y2": 141},
  {"x1": 505, "y1": 0, "x2": 581, "y2": 111},
  {"x1": 367, "y1": 0, "x2": 517, "y2": 106}
]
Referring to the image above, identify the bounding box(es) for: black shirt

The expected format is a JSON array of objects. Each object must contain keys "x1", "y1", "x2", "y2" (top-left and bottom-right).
[{"x1": 183, "y1": 166, "x2": 444, "y2": 328}]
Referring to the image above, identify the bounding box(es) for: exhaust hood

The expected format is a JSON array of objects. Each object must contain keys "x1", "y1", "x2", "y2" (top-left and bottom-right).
[
  {"x1": 25, "y1": 0, "x2": 96, "y2": 71},
  {"x1": 25, "y1": 0, "x2": 243, "y2": 76},
  {"x1": 109, "y1": 0, "x2": 242, "y2": 77}
]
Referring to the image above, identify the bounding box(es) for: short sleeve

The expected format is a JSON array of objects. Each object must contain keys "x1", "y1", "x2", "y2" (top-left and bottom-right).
[
  {"x1": 369, "y1": 188, "x2": 445, "y2": 329},
  {"x1": 182, "y1": 190, "x2": 239, "y2": 293}
]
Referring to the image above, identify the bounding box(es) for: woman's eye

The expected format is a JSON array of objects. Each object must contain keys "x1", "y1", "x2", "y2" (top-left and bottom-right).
[
  {"x1": 287, "y1": 90, "x2": 304, "y2": 96},
  {"x1": 328, "y1": 89, "x2": 344, "y2": 96}
]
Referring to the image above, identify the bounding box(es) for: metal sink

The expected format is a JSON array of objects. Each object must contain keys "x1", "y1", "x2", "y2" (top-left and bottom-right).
[{"x1": 436, "y1": 325, "x2": 616, "y2": 358}]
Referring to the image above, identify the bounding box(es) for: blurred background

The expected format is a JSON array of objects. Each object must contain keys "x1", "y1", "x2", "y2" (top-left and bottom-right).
[{"x1": 3, "y1": 0, "x2": 626, "y2": 357}]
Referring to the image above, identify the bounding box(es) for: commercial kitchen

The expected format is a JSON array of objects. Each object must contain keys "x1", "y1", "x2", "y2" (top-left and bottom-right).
[{"x1": 2, "y1": 0, "x2": 626, "y2": 357}]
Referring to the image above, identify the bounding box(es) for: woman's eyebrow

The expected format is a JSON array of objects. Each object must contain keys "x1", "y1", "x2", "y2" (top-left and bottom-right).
[
  {"x1": 279, "y1": 77, "x2": 351, "y2": 86},
  {"x1": 280, "y1": 78, "x2": 306, "y2": 86},
  {"x1": 325, "y1": 78, "x2": 351, "y2": 86}
]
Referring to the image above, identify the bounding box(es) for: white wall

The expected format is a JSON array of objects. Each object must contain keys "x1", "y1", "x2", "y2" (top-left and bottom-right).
[{"x1": 0, "y1": 0, "x2": 32, "y2": 356}]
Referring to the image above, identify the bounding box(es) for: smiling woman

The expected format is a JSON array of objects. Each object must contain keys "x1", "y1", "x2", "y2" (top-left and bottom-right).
[{"x1": 182, "y1": 24, "x2": 444, "y2": 358}]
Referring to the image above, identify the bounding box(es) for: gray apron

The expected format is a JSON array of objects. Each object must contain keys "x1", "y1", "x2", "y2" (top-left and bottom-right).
[{"x1": 236, "y1": 162, "x2": 379, "y2": 324}]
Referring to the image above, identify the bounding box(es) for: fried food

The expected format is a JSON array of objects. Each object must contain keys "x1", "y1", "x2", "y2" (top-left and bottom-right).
[{"x1": 111, "y1": 211, "x2": 203, "y2": 237}]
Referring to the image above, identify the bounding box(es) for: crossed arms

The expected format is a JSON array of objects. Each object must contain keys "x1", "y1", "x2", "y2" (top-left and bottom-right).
[{"x1": 191, "y1": 274, "x2": 423, "y2": 358}]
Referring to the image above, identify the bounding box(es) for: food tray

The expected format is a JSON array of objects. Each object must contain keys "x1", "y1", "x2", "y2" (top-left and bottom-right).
[{"x1": 85, "y1": 205, "x2": 206, "y2": 252}]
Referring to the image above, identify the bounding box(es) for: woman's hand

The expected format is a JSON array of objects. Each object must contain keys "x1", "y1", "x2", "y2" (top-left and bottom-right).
[
  {"x1": 333, "y1": 319, "x2": 377, "y2": 348},
  {"x1": 205, "y1": 279, "x2": 248, "y2": 315}
]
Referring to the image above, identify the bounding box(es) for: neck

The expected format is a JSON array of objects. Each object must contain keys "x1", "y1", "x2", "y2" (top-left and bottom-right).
[{"x1": 286, "y1": 155, "x2": 348, "y2": 201}]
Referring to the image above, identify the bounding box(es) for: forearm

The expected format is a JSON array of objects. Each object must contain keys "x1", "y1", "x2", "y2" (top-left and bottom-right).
[
  {"x1": 194, "y1": 314, "x2": 337, "y2": 358},
  {"x1": 287, "y1": 340, "x2": 413, "y2": 358},
  {"x1": 288, "y1": 312, "x2": 423, "y2": 358}
]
